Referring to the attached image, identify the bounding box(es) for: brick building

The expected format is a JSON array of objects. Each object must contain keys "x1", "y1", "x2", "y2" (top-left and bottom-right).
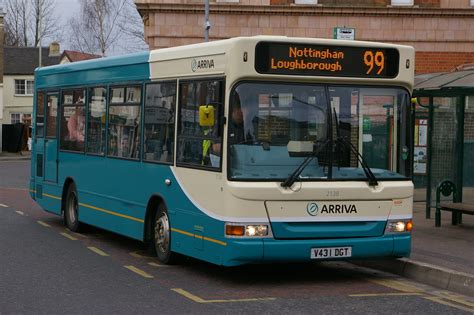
[{"x1": 135, "y1": 0, "x2": 474, "y2": 74}]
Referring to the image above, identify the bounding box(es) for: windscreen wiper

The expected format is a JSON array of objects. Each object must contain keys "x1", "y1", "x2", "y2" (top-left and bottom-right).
[
  {"x1": 281, "y1": 139, "x2": 330, "y2": 188},
  {"x1": 333, "y1": 108, "x2": 378, "y2": 186}
]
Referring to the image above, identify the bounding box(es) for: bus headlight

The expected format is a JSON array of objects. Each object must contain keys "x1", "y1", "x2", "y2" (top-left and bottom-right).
[
  {"x1": 385, "y1": 219, "x2": 413, "y2": 233},
  {"x1": 246, "y1": 225, "x2": 268, "y2": 237},
  {"x1": 225, "y1": 223, "x2": 270, "y2": 237}
]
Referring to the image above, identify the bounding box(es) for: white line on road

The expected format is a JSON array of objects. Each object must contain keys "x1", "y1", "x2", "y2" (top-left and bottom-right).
[
  {"x1": 15, "y1": 210, "x2": 26, "y2": 216},
  {"x1": 0, "y1": 203, "x2": 8, "y2": 208}
]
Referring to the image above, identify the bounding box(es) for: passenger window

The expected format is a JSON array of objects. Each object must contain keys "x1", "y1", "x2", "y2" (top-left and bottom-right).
[
  {"x1": 60, "y1": 89, "x2": 86, "y2": 152},
  {"x1": 87, "y1": 87, "x2": 107, "y2": 155},
  {"x1": 177, "y1": 79, "x2": 224, "y2": 169},
  {"x1": 36, "y1": 91, "x2": 45, "y2": 137},
  {"x1": 144, "y1": 82, "x2": 176, "y2": 163},
  {"x1": 107, "y1": 85, "x2": 142, "y2": 159},
  {"x1": 46, "y1": 94, "x2": 58, "y2": 138}
]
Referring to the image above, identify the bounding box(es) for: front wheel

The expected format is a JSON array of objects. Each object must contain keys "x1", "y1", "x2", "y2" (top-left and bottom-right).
[
  {"x1": 153, "y1": 206, "x2": 176, "y2": 264},
  {"x1": 64, "y1": 183, "x2": 81, "y2": 232}
]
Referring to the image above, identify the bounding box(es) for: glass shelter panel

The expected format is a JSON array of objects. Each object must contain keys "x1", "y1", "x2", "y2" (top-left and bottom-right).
[{"x1": 430, "y1": 97, "x2": 458, "y2": 204}]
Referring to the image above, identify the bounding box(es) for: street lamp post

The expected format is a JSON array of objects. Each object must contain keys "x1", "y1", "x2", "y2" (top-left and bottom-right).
[
  {"x1": 38, "y1": 0, "x2": 42, "y2": 68},
  {"x1": 204, "y1": 0, "x2": 211, "y2": 42}
]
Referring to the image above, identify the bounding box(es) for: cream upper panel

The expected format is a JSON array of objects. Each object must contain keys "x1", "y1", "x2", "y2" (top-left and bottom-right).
[{"x1": 149, "y1": 36, "x2": 415, "y2": 91}]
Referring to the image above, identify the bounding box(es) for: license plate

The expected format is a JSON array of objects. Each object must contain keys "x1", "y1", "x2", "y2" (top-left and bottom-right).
[{"x1": 311, "y1": 246, "x2": 352, "y2": 259}]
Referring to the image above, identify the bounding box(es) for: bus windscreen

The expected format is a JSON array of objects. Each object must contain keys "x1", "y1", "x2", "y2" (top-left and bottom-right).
[{"x1": 255, "y1": 42, "x2": 400, "y2": 78}]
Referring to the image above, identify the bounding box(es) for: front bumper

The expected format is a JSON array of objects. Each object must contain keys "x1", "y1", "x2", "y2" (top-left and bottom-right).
[{"x1": 221, "y1": 234, "x2": 411, "y2": 266}]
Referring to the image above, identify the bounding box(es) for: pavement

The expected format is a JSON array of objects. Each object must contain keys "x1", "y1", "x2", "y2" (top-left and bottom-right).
[
  {"x1": 1, "y1": 151, "x2": 473, "y2": 297},
  {"x1": 0, "y1": 150, "x2": 31, "y2": 161}
]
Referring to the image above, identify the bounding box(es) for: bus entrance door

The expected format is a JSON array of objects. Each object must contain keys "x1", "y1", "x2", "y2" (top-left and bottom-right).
[{"x1": 44, "y1": 93, "x2": 59, "y2": 183}]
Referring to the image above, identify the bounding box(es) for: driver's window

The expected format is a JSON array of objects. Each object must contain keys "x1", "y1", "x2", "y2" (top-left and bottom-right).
[{"x1": 177, "y1": 79, "x2": 224, "y2": 170}]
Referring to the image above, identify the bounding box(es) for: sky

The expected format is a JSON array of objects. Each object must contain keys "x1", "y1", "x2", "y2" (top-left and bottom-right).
[{"x1": 0, "y1": 0, "x2": 146, "y2": 55}]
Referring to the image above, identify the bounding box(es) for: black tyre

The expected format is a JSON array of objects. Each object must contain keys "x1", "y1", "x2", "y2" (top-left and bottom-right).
[
  {"x1": 153, "y1": 205, "x2": 176, "y2": 264},
  {"x1": 64, "y1": 183, "x2": 81, "y2": 232}
]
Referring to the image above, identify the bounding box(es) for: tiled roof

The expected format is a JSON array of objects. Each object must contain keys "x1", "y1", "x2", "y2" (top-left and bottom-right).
[
  {"x1": 61, "y1": 50, "x2": 102, "y2": 62},
  {"x1": 4, "y1": 47, "x2": 61, "y2": 75}
]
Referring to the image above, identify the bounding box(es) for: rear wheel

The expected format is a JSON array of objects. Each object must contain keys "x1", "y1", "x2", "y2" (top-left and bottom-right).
[
  {"x1": 64, "y1": 183, "x2": 81, "y2": 232},
  {"x1": 153, "y1": 205, "x2": 176, "y2": 264}
]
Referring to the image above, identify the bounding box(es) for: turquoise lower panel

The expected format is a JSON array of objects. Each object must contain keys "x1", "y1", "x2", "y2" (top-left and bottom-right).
[{"x1": 220, "y1": 234, "x2": 411, "y2": 266}]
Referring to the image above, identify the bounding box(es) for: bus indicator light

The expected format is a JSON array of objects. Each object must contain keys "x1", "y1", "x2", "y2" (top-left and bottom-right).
[{"x1": 226, "y1": 225, "x2": 245, "y2": 236}]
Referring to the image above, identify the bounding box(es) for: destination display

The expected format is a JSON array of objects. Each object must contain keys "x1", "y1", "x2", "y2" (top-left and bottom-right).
[{"x1": 255, "y1": 42, "x2": 400, "y2": 78}]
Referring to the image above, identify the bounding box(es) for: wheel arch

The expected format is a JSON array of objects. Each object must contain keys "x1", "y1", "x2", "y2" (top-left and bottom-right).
[
  {"x1": 143, "y1": 193, "x2": 169, "y2": 243},
  {"x1": 61, "y1": 177, "x2": 75, "y2": 215}
]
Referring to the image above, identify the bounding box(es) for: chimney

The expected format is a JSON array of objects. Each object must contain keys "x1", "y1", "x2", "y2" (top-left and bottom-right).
[{"x1": 49, "y1": 42, "x2": 60, "y2": 57}]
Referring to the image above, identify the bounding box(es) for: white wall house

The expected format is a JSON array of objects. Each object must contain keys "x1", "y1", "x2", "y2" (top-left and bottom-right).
[{"x1": 1, "y1": 46, "x2": 60, "y2": 151}]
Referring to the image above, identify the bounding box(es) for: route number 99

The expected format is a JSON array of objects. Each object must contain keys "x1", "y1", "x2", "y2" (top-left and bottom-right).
[{"x1": 364, "y1": 51, "x2": 385, "y2": 75}]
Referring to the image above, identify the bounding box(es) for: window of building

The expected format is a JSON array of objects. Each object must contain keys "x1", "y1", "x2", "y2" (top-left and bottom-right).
[
  {"x1": 144, "y1": 82, "x2": 176, "y2": 164},
  {"x1": 107, "y1": 86, "x2": 142, "y2": 159},
  {"x1": 471, "y1": 0, "x2": 474, "y2": 6},
  {"x1": 87, "y1": 87, "x2": 107, "y2": 155},
  {"x1": 46, "y1": 94, "x2": 58, "y2": 138},
  {"x1": 36, "y1": 91, "x2": 45, "y2": 137},
  {"x1": 177, "y1": 79, "x2": 224, "y2": 170},
  {"x1": 391, "y1": 0, "x2": 413, "y2": 5},
  {"x1": 60, "y1": 89, "x2": 86, "y2": 152},
  {"x1": 15, "y1": 79, "x2": 34, "y2": 96},
  {"x1": 11, "y1": 113, "x2": 21, "y2": 124},
  {"x1": 294, "y1": 0, "x2": 317, "y2": 4}
]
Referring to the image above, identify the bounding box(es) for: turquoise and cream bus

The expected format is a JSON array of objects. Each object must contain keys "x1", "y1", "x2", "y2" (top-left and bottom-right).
[{"x1": 30, "y1": 36, "x2": 414, "y2": 266}]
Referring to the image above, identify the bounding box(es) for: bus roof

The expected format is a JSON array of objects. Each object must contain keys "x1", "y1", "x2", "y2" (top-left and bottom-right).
[{"x1": 34, "y1": 51, "x2": 150, "y2": 89}]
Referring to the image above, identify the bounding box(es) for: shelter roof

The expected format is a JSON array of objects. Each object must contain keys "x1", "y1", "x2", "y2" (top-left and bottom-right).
[{"x1": 415, "y1": 70, "x2": 474, "y2": 92}]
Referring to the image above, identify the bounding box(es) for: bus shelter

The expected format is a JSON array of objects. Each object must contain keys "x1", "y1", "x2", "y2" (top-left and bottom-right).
[{"x1": 413, "y1": 69, "x2": 474, "y2": 218}]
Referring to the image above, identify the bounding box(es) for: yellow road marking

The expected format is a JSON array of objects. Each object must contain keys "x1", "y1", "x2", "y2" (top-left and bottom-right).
[
  {"x1": 65, "y1": 229, "x2": 88, "y2": 238},
  {"x1": 37, "y1": 220, "x2": 51, "y2": 227},
  {"x1": 171, "y1": 288, "x2": 276, "y2": 304},
  {"x1": 129, "y1": 251, "x2": 154, "y2": 259},
  {"x1": 369, "y1": 279, "x2": 424, "y2": 293},
  {"x1": 0, "y1": 203, "x2": 8, "y2": 207},
  {"x1": 437, "y1": 291, "x2": 474, "y2": 308},
  {"x1": 423, "y1": 296, "x2": 474, "y2": 313},
  {"x1": 171, "y1": 228, "x2": 227, "y2": 247},
  {"x1": 44, "y1": 193, "x2": 61, "y2": 200},
  {"x1": 87, "y1": 246, "x2": 109, "y2": 257},
  {"x1": 79, "y1": 203, "x2": 144, "y2": 223},
  {"x1": 60, "y1": 232, "x2": 78, "y2": 241},
  {"x1": 148, "y1": 262, "x2": 169, "y2": 268},
  {"x1": 350, "y1": 292, "x2": 423, "y2": 297},
  {"x1": 15, "y1": 210, "x2": 26, "y2": 216},
  {"x1": 124, "y1": 265, "x2": 154, "y2": 279}
]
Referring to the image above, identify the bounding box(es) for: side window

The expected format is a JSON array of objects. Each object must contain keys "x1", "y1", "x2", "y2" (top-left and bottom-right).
[
  {"x1": 144, "y1": 82, "x2": 176, "y2": 163},
  {"x1": 60, "y1": 89, "x2": 86, "y2": 152},
  {"x1": 45, "y1": 94, "x2": 58, "y2": 138},
  {"x1": 36, "y1": 91, "x2": 45, "y2": 137},
  {"x1": 177, "y1": 79, "x2": 224, "y2": 169},
  {"x1": 107, "y1": 86, "x2": 142, "y2": 159},
  {"x1": 87, "y1": 87, "x2": 107, "y2": 155}
]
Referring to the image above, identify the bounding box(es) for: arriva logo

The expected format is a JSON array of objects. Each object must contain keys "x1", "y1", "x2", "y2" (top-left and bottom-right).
[
  {"x1": 306, "y1": 202, "x2": 319, "y2": 216},
  {"x1": 191, "y1": 59, "x2": 198, "y2": 72},
  {"x1": 191, "y1": 58, "x2": 215, "y2": 72}
]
